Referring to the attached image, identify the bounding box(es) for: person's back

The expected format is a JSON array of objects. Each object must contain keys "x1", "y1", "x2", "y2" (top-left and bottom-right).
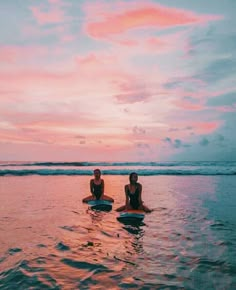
[{"x1": 125, "y1": 182, "x2": 141, "y2": 209}]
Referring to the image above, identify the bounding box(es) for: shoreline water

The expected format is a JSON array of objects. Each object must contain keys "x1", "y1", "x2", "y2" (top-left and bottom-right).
[
  {"x1": 0, "y1": 160, "x2": 236, "y2": 176},
  {"x1": 0, "y1": 170, "x2": 236, "y2": 289}
]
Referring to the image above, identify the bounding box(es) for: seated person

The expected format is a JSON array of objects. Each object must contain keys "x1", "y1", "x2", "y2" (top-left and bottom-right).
[
  {"x1": 116, "y1": 172, "x2": 151, "y2": 213},
  {"x1": 82, "y1": 169, "x2": 114, "y2": 202}
]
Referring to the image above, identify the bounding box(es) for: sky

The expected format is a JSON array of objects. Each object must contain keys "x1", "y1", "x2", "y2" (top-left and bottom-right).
[{"x1": 0, "y1": 0, "x2": 236, "y2": 162}]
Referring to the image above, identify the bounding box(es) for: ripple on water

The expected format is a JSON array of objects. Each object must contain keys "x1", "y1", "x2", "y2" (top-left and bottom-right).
[
  {"x1": 55, "y1": 242, "x2": 70, "y2": 252},
  {"x1": 61, "y1": 257, "x2": 109, "y2": 272},
  {"x1": 0, "y1": 260, "x2": 60, "y2": 290},
  {"x1": 8, "y1": 248, "x2": 22, "y2": 255},
  {"x1": 60, "y1": 258, "x2": 116, "y2": 288}
]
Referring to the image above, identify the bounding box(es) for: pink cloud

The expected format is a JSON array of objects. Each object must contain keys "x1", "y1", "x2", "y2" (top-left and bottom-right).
[
  {"x1": 0, "y1": 110, "x2": 135, "y2": 148},
  {"x1": 104, "y1": 28, "x2": 189, "y2": 59},
  {"x1": 0, "y1": 111, "x2": 103, "y2": 146},
  {"x1": 143, "y1": 31, "x2": 186, "y2": 54},
  {"x1": 112, "y1": 77, "x2": 156, "y2": 104},
  {"x1": 22, "y1": 24, "x2": 72, "y2": 43},
  {"x1": 19, "y1": 116, "x2": 105, "y2": 130},
  {"x1": 214, "y1": 105, "x2": 236, "y2": 112},
  {"x1": 84, "y1": 2, "x2": 222, "y2": 39},
  {"x1": 146, "y1": 37, "x2": 165, "y2": 49},
  {"x1": 108, "y1": 33, "x2": 176, "y2": 52},
  {"x1": 0, "y1": 55, "x2": 133, "y2": 102},
  {"x1": 0, "y1": 45, "x2": 49, "y2": 63},
  {"x1": 75, "y1": 53, "x2": 120, "y2": 74},
  {"x1": 76, "y1": 53, "x2": 105, "y2": 66},
  {"x1": 166, "y1": 120, "x2": 222, "y2": 138},
  {"x1": 0, "y1": 139, "x2": 145, "y2": 161},
  {"x1": 48, "y1": 0, "x2": 63, "y2": 4},
  {"x1": 116, "y1": 39, "x2": 139, "y2": 47},
  {"x1": 30, "y1": 0, "x2": 69, "y2": 25},
  {"x1": 0, "y1": 70, "x2": 70, "y2": 88},
  {"x1": 31, "y1": 7, "x2": 65, "y2": 25},
  {"x1": 60, "y1": 34, "x2": 76, "y2": 43},
  {"x1": 115, "y1": 92, "x2": 151, "y2": 104},
  {"x1": 191, "y1": 121, "x2": 221, "y2": 134},
  {"x1": 173, "y1": 97, "x2": 205, "y2": 111}
]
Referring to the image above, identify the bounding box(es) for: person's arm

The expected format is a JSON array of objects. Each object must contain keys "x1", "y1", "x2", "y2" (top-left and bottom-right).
[
  {"x1": 101, "y1": 179, "x2": 105, "y2": 197},
  {"x1": 125, "y1": 185, "x2": 129, "y2": 209},
  {"x1": 90, "y1": 179, "x2": 95, "y2": 199},
  {"x1": 138, "y1": 183, "x2": 143, "y2": 205}
]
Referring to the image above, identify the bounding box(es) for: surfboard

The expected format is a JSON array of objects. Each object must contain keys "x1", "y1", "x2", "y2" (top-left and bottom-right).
[
  {"x1": 87, "y1": 200, "x2": 113, "y2": 211},
  {"x1": 117, "y1": 210, "x2": 145, "y2": 224}
]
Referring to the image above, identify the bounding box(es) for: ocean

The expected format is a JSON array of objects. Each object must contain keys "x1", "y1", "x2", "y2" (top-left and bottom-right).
[{"x1": 0, "y1": 161, "x2": 236, "y2": 289}]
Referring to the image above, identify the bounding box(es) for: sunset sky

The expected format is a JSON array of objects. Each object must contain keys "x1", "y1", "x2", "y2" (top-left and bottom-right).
[{"x1": 0, "y1": 0, "x2": 235, "y2": 161}]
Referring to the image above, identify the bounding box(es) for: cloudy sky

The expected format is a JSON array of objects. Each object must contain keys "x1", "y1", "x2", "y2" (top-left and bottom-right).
[{"x1": 0, "y1": 0, "x2": 235, "y2": 161}]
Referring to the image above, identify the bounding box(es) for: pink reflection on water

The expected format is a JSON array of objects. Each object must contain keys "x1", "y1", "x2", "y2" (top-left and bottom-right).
[{"x1": 0, "y1": 174, "x2": 231, "y2": 288}]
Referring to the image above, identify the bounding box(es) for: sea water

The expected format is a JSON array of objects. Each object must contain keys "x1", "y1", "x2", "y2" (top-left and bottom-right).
[{"x1": 0, "y1": 161, "x2": 235, "y2": 289}]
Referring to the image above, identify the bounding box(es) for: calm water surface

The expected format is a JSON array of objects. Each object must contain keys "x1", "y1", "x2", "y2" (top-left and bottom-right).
[{"x1": 0, "y1": 175, "x2": 236, "y2": 289}]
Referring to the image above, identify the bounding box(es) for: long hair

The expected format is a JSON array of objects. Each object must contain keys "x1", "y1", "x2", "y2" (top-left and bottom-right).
[{"x1": 129, "y1": 172, "x2": 138, "y2": 182}]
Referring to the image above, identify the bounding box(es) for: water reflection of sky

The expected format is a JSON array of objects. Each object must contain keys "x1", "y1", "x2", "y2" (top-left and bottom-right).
[{"x1": 0, "y1": 175, "x2": 235, "y2": 289}]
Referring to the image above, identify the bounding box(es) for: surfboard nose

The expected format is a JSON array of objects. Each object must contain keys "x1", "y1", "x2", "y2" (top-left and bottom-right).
[
  {"x1": 117, "y1": 210, "x2": 145, "y2": 224},
  {"x1": 87, "y1": 200, "x2": 113, "y2": 212}
]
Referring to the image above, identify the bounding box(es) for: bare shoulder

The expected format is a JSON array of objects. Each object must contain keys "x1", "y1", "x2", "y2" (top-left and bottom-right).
[{"x1": 137, "y1": 183, "x2": 142, "y2": 189}]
